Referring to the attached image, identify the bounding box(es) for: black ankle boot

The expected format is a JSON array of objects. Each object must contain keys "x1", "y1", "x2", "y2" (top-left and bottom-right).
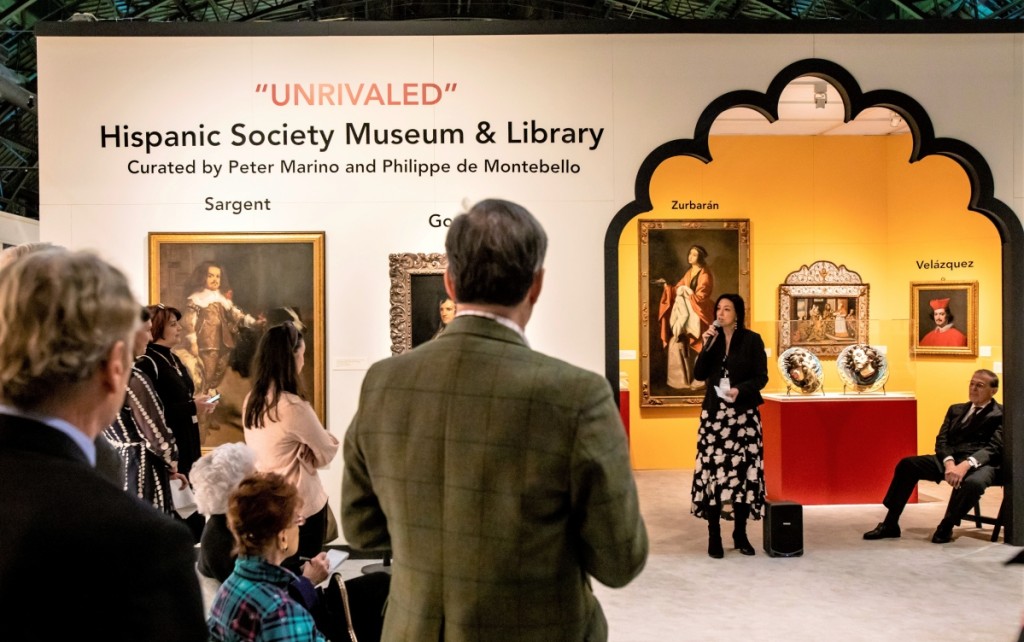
[
  {"x1": 732, "y1": 532, "x2": 755, "y2": 556},
  {"x1": 707, "y1": 507, "x2": 724, "y2": 559},
  {"x1": 733, "y1": 504, "x2": 755, "y2": 556},
  {"x1": 708, "y1": 529, "x2": 724, "y2": 559}
]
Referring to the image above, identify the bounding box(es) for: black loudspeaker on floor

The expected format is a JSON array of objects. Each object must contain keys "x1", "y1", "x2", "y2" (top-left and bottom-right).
[{"x1": 763, "y1": 500, "x2": 804, "y2": 557}]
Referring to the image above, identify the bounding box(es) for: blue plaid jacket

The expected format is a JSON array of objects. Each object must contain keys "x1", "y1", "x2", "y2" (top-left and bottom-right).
[{"x1": 208, "y1": 555, "x2": 325, "y2": 642}]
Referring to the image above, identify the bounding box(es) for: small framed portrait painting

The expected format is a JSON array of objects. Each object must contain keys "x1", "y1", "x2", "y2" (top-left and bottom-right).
[
  {"x1": 389, "y1": 252, "x2": 451, "y2": 355},
  {"x1": 910, "y1": 281, "x2": 978, "y2": 356}
]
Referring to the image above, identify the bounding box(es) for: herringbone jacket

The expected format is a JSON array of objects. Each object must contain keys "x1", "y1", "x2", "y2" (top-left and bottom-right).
[{"x1": 342, "y1": 315, "x2": 648, "y2": 641}]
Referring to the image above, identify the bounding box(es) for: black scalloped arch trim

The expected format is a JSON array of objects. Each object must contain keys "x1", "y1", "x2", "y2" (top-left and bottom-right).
[
  {"x1": 603, "y1": 58, "x2": 1024, "y2": 436},
  {"x1": 608, "y1": 58, "x2": 1019, "y2": 247}
]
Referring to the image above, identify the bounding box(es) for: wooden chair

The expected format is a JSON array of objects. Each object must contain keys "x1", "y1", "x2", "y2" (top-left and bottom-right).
[
  {"x1": 323, "y1": 571, "x2": 391, "y2": 642},
  {"x1": 324, "y1": 573, "x2": 359, "y2": 642},
  {"x1": 970, "y1": 481, "x2": 1007, "y2": 542}
]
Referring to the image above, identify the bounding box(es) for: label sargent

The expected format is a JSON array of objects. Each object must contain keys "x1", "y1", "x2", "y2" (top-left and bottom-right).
[{"x1": 204, "y1": 197, "x2": 272, "y2": 215}]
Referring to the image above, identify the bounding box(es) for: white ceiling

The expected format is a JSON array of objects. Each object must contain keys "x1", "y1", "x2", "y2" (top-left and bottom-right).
[{"x1": 710, "y1": 77, "x2": 912, "y2": 136}]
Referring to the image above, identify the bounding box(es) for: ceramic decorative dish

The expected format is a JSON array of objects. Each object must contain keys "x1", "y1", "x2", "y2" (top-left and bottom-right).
[{"x1": 836, "y1": 344, "x2": 889, "y2": 393}]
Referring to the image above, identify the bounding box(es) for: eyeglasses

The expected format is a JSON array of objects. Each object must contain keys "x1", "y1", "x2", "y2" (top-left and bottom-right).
[{"x1": 969, "y1": 381, "x2": 992, "y2": 389}]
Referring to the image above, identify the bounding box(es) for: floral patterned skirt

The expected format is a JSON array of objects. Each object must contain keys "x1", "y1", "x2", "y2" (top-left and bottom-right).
[{"x1": 690, "y1": 400, "x2": 766, "y2": 521}]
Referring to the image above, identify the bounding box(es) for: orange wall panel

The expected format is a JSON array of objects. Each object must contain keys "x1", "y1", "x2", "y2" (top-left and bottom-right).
[{"x1": 620, "y1": 134, "x2": 1003, "y2": 470}]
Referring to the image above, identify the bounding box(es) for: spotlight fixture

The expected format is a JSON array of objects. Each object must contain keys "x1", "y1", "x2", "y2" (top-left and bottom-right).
[
  {"x1": 890, "y1": 114, "x2": 903, "y2": 128},
  {"x1": 813, "y1": 82, "x2": 827, "y2": 110}
]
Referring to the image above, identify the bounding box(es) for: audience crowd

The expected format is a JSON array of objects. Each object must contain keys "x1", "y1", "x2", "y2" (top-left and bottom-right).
[{"x1": 0, "y1": 196, "x2": 1009, "y2": 641}]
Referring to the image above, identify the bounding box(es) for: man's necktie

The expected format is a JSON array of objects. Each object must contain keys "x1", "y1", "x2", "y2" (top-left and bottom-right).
[{"x1": 962, "y1": 406, "x2": 981, "y2": 424}]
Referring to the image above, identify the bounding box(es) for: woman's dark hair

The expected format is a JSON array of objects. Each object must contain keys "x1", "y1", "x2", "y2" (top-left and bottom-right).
[
  {"x1": 715, "y1": 293, "x2": 746, "y2": 329},
  {"x1": 689, "y1": 245, "x2": 709, "y2": 267},
  {"x1": 147, "y1": 304, "x2": 182, "y2": 343},
  {"x1": 229, "y1": 326, "x2": 261, "y2": 379},
  {"x1": 244, "y1": 321, "x2": 305, "y2": 429},
  {"x1": 227, "y1": 472, "x2": 299, "y2": 557}
]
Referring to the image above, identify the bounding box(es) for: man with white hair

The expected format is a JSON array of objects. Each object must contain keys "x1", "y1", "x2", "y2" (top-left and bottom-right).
[
  {"x1": 0, "y1": 249, "x2": 206, "y2": 640},
  {"x1": 0, "y1": 242, "x2": 124, "y2": 484}
]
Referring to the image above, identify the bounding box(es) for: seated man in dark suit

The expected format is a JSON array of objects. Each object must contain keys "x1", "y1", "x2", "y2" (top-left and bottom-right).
[
  {"x1": 0, "y1": 249, "x2": 206, "y2": 641},
  {"x1": 864, "y1": 369, "x2": 1002, "y2": 544}
]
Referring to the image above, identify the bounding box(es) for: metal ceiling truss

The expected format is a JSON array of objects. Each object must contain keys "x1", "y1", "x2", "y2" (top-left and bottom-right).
[{"x1": 1, "y1": 0, "x2": 1022, "y2": 219}]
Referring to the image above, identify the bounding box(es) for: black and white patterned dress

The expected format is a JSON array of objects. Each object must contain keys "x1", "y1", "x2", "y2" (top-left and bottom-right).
[
  {"x1": 691, "y1": 362, "x2": 766, "y2": 520},
  {"x1": 103, "y1": 368, "x2": 178, "y2": 513}
]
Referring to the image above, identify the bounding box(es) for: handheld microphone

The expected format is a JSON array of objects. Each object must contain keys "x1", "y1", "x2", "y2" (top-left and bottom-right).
[{"x1": 703, "y1": 320, "x2": 722, "y2": 350}]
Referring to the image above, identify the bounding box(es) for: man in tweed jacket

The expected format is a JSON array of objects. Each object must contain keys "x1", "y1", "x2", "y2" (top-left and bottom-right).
[{"x1": 342, "y1": 199, "x2": 648, "y2": 641}]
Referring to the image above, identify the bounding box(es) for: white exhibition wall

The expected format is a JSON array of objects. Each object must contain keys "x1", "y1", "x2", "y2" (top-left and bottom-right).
[
  {"x1": 0, "y1": 210, "x2": 39, "y2": 246},
  {"x1": 36, "y1": 28, "x2": 1024, "y2": 534}
]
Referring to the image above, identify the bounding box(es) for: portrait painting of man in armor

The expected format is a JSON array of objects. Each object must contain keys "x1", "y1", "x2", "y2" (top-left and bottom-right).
[
  {"x1": 149, "y1": 232, "x2": 325, "y2": 447},
  {"x1": 389, "y1": 252, "x2": 449, "y2": 355}
]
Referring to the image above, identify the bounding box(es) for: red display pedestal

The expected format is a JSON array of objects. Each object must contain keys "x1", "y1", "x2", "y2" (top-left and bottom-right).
[
  {"x1": 762, "y1": 393, "x2": 918, "y2": 505},
  {"x1": 619, "y1": 390, "x2": 630, "y2": 440}
]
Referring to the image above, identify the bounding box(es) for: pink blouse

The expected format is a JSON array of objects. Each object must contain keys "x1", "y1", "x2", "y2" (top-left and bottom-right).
[{"x1": 243, "y1": 391, "x2": 339, "y2": 517}]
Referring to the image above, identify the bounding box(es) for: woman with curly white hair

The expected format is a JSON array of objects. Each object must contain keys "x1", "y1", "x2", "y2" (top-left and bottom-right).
[{"x1": 192, "y1": 443, "x2": 259, "y2": 584}]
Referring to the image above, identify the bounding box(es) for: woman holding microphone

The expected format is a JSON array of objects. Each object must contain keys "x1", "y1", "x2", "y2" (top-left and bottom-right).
[{"x1": 691, "y1": 293, "x2": 768, "y2": 559}]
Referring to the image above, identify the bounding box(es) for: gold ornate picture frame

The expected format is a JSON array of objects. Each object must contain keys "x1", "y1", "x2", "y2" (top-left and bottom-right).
[
  {"x1": 638, "y1": 219, "x2": 751, "y2": 407},
  {"x1": 149, "y1": 232, "x2": 326, "y2": 448},
  {"x1": 910, "y1": 281, "x2": 978, "y2": 356},
  {"x1": 777, "y1": 261, "x2": 869, "y2": 357},
  {"x1": 389, "y1": 252, "x2": 449, "y2": 355}
]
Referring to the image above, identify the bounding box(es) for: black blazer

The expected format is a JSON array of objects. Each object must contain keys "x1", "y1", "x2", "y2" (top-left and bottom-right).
[
  {"x1": 0, "y1": 413, "x2": 207, "y2": 642},
  {"x1": 693, "y1": 326, "x2": 769, "y2": 415},
  {"x1": 137, "y1": 343, "x2": 201, "y2": 475},
  {"x1": 934, "y1": 401, "x2": 1003, "y2": 468}
]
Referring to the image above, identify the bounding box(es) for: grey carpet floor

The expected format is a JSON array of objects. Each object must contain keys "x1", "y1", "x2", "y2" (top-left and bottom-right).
[
  {"x1": 334, "y1": 468, "x2": 1023, "y2": 641},
  {"x1": 592, "y1": 469, "x2": 1023, "y2": 642}
]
